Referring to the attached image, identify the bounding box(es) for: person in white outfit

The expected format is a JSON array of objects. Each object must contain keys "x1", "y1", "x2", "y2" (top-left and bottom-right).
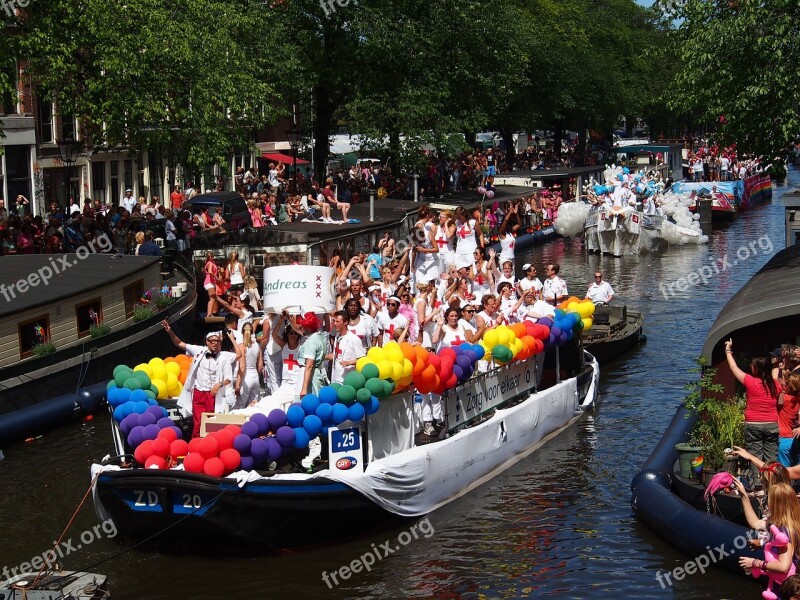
[
  {"x1": 434, "y1": 210, "x2": 456, "y2": 273},
  {"x1": 253, "y1": 319, "x2": 305, "y2": 411},
  {"x1": 585, "y1": 271, "x2": 614, "y2": 304},
  {"x1": 237, "y1": 322, "x2": 262, "y2": 409},
  {"x1": 329, "y1": 311, "x2": 367, "y2": 385}
]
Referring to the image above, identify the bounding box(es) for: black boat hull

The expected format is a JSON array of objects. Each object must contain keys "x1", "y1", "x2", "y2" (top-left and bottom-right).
[{"x1": 95, "y1": 469, "x2": 404, "y2": 551}]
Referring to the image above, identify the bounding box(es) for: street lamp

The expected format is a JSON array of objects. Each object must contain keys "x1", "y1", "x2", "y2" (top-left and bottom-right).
[
  {"x1": 57, "y1": 138, "x2": 82, "y2": 209},
  {"x1": 286, "y1": 127, "x2": 302, "y2": 193}
]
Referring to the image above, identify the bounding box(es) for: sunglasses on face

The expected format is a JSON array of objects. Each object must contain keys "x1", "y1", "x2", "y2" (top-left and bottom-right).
[
  {"x1": 387, "y1": 302, "x2": 399, "y2": 307},
  {"x1": 463, "y1": 309, "x2": 475, "y2": 313}
]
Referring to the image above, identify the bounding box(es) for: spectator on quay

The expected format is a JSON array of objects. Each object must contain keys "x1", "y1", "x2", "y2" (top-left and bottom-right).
[
  {"x1": 137, "y1": 231, "x2": 162, "y2": 257},
  {"x1": 323, "y1": 177, "x2": 351, "y2": 222},
  {"x1": 120, "y1": 189, "x2": 136, "y2": 213},
  {"x1": 68, "y1": 196, "x2": 81, "y2": 216},
  {"x1": 132, "y1": 231, "x2": 145, "y2": 255}
]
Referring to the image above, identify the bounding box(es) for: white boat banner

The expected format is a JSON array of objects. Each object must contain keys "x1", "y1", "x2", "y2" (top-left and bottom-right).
[
  {"x1": 445, "y1": 360, "x2": 538, "y2": 429},
  {"x1": 628, "y1": 212, "x2": 641, "y2": 235},
  {"x1": 262, "y1": 266, "x2": 336, "y2": 314}
]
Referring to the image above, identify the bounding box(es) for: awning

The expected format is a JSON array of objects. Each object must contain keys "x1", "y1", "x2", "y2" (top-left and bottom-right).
[{"x1": 261, "y1": 152, "x2": 310, "y2": 165}]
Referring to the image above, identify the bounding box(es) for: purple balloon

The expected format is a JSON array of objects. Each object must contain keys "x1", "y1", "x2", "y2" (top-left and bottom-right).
[
  {"x1": 456, "y1": 355, "x2": 472, "y2": 371},
  {"x1": 241, "y1": 420, "x2": 260, "y2": 439},
  {"x1": 240, "y1": 456, "x2": 255, "y2": 471},
  {"x1": 538, "y1": 317, "x2": 554, "y2": 328},
  {"x1": 233, "y1": 433, "x2": 252, "y2": 454},
  {"x1": 463, "y1": 349, "x2": 477, "y2": 363},
  {"x1": 127, "y1": 426, "x2": 145, "y2": 448},
  {"x1": 157, "y1": 417, "x2": 174, "y2": 429},
  {"x1": 120, "y1": 414, "x2": 137, "y2": 436},
  {"x1": 138, "y1": 412, "x2": 158, "y2": 427},
  {"x1": 265, "y1": 437, "x2": 282, "y2": 461},
  {"x1": 250, "y1": 437, "x2": 268, "y2": 462},
  {"x1": 452, "y1": 365, "x2": 464, "y2": 381},
  {"x1": 550, "y1": 326, "x2": 562, "y2": 338},
  {"x1": 146, "y1": 405, "x2": 164, "y2": 419},
  {"x1": 170, "y1": 426, "x2": 183, "y2": 439},
  {"x1": 486, "y1": 190, "x2": 495, "y2": 199},
  {"x1": 275, "y1": 426, "x2": 295, "y2": 448},
  {"x1": 266, "y1": 409, "x2": 286, "y2": 433},
  {"x1": 250, "y1": 412, "x2": 269, "y2": 435},
  {"x1": 143, "y1": 424, "x2": 160, "y2": 441}
]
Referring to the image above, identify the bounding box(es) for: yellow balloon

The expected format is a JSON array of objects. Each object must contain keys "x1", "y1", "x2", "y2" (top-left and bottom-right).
[
  {"x1": 151, "y1": 378, "x2": 167, "y2": 399},
  {"x1": 377, "y1": 360, "x2": 393, "y2": 380},
  {"x1": 586, "y1": 302, "x2": 596, "y2": 316},
  {"x1": 567, "y1": 301, "x2": 579, "y2": 311},
  {"x1": 582, "y1": 317, "x2": 593, "y2": 330},
  {"x1": 166, "y1": 372, "x2": 178, "y2": 391},
  {"x1": 496, "y1": 328, "x2": 510, "y2": 346},
  {"x1": 384, "y1": 342, "x2": 404, "y2": 363},
  {"x1": 483, "y1": 330, "x2": 499, "y2": 349},
  {"x1": 165, "y1": 362, "x2": 181, "y2": 376},
  {"x1": 402, "y1": 358, "x2": 413, "y2": 378},
  {"x1": 367, "y1": 347, "x2": 387, "y2": 363},
  {"x1": 149, "y1": 357, "x2": 165, "y2": 369},
  {"x1": 577, "y1": 303, "x2": 591, "y2": 318},
  {"x1": 512, "y1": 339, "x2": 523, "y2": 355},
  {"x1": 356, "y1": 356, "x2": 371, "y2": 372},
  {"x1": 391, "y1": 362, "x2": 403, "y2": 381},
  {"x1": 134, "y1": 363, "x2": 153, "y2": 378},
  {"x1": 507, "y1": 329, "x2": 516, "y2": 344},
  {"x1": 151, "y1": 365, "x2": 167, "y2": 382}
]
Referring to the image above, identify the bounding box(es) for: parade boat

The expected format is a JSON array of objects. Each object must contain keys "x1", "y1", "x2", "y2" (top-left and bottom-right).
[
  {"x1": 580, "y1": 305, "x2": 645, "y2": 364},
  {"x1": 670, "y1": 172, "x2": 772, "y2": 216},
  {"x1": 670, "y1": 182, "x2": 739, "y2": 223},
  {"x1": 0, "y1": 253, "x2": 195, "y2": 448},
  {"x1": 583, "y1": 207, "x2": 673, "y2": 256},
  {"x1": 0, "y1": 569, "x2": 109, "y2": 600},
  {"x1": 90, "y1": 337, "x2": 599, "y2": 551},
  {"x1": 631, "y1": 243, "x2": 800, "y2": 575}
]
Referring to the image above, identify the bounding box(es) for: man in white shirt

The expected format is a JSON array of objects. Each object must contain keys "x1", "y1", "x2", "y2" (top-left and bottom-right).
[
  {"x1": 586, "y1": 271, "x2": 614, "y2": 304},
  {"x1": 719, "y1": 155, "x2": 730, "y2": 181},
  {"x1": 376, "y1": 296, "x2": 408, "y2": 345},
  {"x1": 120, "y1": 189, "x2": 136, "y2": 214},
  {"x1": 517, "y1": 264, "x2": 543, "y2": 299},
  {"x1": 329, "y1": 311, "x2": 366, "y2": 384},
  {"x1": 542, "y1": 263, "x2": 568, "y2": 305}
]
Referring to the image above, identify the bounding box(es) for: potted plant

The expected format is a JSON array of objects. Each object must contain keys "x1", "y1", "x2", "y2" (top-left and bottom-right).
[
  {"x1": 89, "y1": 323, "x2": 111, "y2": 338},
  {"x1": 31, "y1": 341, "x2": 57, "y2": 357}
]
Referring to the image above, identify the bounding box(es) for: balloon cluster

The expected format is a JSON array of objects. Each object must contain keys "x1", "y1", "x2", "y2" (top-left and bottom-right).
[
  {"x1": 554, "y1": 202, "x2": 591, "y2": 238},
  {"x1": 480, "y1": 322, "x2": 546, "y2": 365},
  {"x1": 477, "y1": 185, "x2": 495, "y2": 199},
  {"x1": 354, "y1": 341, "x2": 416, "y2": 396},
  {"x1": 554, "y1": 297, "x2": 596, "y2": 334},
  {"x1": 107, "y1": 356, "x2": 190, "y2": 404},
  {"x1": 413, "y1": 343, "x2": 485, "y2": 395}
]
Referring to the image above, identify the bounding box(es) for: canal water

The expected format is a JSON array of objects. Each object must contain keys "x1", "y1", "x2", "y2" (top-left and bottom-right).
[{"x1": 1, "y1": 169, "x2": 797, "y2": 599}]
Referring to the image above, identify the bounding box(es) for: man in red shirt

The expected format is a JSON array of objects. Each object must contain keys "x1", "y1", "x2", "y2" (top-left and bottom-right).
[
  {"x1": 169, "y1": 185, "x2": 184, "y2": 209},
  {"x1": 322, "y1": 177, "x2": 350, "y2": 222}
]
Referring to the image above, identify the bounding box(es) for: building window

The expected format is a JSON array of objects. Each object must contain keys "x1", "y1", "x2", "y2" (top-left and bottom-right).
[
  {"x1": 4, "y1": 146, "x2": 31, "y2": 208},
  {"x1": 38, "y1": 100, "x2": 53, "y2": 144},
  {"x1": 76, "y1": 298, "x2": 103, "y2": 338},
  {"x1": 1, "y1": 60, "x2": 17, "y2": 115},
  {"x1": 148, "y1": 154, "x2": 163, "y2": 201},
  {"x1": 92, "y1": 162, "x2": 106, "y2": 204},
  {"x1": 60, "y1": 113, "x2": 76, "y2": 141},
  {"x1": 123, "y1": 280, "x2": 144, "y2": 318},
  {"x1": 124, "y1": 160, "x2": 133, "y2": 193},
  {"x1": 19, "y1": 316, "x2": 50, "y2": 359}
]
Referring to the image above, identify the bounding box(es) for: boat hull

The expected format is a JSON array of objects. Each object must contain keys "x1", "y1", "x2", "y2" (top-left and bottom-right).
[
  {"x1": 582, "y1": 307, "x2": 644, "y2": 364},
  {"x1": 92, "y1": 353, "x2": 600, "y2": 551},
  {"x1": 585, "y1": 209, "x2": 669, "y2": 256}
]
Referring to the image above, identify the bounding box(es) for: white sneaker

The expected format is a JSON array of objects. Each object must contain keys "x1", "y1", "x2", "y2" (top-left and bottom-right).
[
  {"x1": 301, "y1": 437, "x2": 322, "y2": 469},
  {"x1": 422, "y1": 422, "x2": 436, "y2": 436}
]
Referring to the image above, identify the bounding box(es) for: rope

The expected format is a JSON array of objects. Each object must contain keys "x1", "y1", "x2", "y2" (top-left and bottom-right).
[{"x1": 31, "y1": 470, "x2": 103, "y2": 588}]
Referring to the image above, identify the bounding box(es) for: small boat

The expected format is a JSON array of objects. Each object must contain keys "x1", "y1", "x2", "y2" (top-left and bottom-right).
[
  {"x1": 631, "y1": 243, "x2": 800, "y2": 576},
  {"x1": 0, "y1": 570, "x2": 109, "y2": 599},
  {"x1": 686, "y1": 190, "x2": 739, "y2": 223},
  {"x1": 581, "y1": 305, "x2": 644, "y2": 364},
  {"x1": 91, "y1": 343, "x2": 599, "y2": 551}
]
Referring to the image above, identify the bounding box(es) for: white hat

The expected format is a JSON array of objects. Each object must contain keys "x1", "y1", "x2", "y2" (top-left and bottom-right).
[
  {"x1": 523, "y1": 263, "x2": 533, "y2": 270},
  {"x1": 387, "y1": 296, "x2": 401, "y2": 303},
  {"x1": 206, "y1": 331, "x2": 222, "y2": 340},
  {"x1": 368, "y1": 285, "x2": 380, "y2": 292},
  {"x1": 126, "y1": 188, "x2": 132, "y2": 192}
]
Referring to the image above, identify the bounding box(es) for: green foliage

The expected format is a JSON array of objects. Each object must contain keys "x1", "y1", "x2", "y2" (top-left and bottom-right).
[
  {"x1": 684, "y1": 358, "x2": 745, "y2": 471},
  {"x1": 662, "y1": 0, "x2": 800, "y2": 163},
  {"x1": 133, "y1": 306, "x2": 155, "y2": 322},
  {"x1": 31, "y1": 341, "x2": 56, "y2": 357},
  {"x1": 155, "y1": 295, "x2": 176, "y2": 310},
  {"x1": 89, "y1": 323, "x2": 111, "y2": 339}
]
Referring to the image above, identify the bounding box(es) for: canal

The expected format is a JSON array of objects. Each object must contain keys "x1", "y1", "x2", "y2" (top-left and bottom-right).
[{"x1": 1, "y1": 168, "x2": 797, "y2": 599}]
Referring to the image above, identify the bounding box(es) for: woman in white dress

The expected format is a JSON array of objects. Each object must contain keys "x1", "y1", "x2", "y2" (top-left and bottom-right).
[
  {"x1": 254, "y1": 320, "x2": 305, "y2": 411},
  {"x1": 237, "y1": 322, "x2": 262, "y2": 409},
  {"x1": 432, "y1": 306, "x2": 469, "y2": 350},
  {"x1": 453, "y1": 206, "x2": 482, "y2": 269},
  {"x1": 412, "y1": 205, "x2": 440, "y2": 289},
  {"x1": 434, "y1": 210, "x2": 456, "y2": 273}
]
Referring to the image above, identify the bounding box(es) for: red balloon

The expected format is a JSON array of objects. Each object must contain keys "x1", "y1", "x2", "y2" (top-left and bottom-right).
[
  {"x1": 198, "y1": 437, "x2": 220, "y2": 459},
  {"x1": 158, "y1": 427, "x2": 178, "y2": 443},
  {"x1": 151, "y1": 437, "x2": 170, "y2": 458},
  {"x1": 439, "y1": 356, "x2": 454, "y2": 373},
  {"x1": 183, "y1": 453, "x2": 205, "y2": 473},
  {"x1": 224, "y1": 424, "x2": 242, "y2": 437},
  {"x1": 188, "y1": 437, "x2": 204, "y2": 454},
  {"x1": 203, "y1": 457, "x2": 225, "y2": 478},
  {"x1": 428, "y1": 353, "x2": 442, "y2": 369},
  {"x1": 213, "y1": 429, "x2": 235, "y2": 451},
  {"x1": 144, "y1": 455, "x2": 167, "y2": 470},
  {"x1": 134, "y1": 439, "x2": 155, "y2": 464},
  {"x1": 444, "y1": 374, "x2": 458, "y2": 388},
  {"x1": 219, "y1": 448, "x2": 241, "y2": 473},
  {"x1": 440, "y1": 348, "x2": 457, "y2": 362},
  {"x1": 169, "y1": 439, "x2": 190, "y2": 459}
]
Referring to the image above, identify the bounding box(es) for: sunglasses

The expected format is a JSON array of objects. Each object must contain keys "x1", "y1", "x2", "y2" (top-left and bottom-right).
[
  {"x1": 463, "y1": 309, "x2": 475, "y2": 313},
  {"x1": 387, "y1": 302, "x2": 400, "y2": 307}
]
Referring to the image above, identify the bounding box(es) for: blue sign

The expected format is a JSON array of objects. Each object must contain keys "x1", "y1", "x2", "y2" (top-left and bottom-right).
[{"x1": 331, "y1": 428, "x2": 360, "y2": 452}]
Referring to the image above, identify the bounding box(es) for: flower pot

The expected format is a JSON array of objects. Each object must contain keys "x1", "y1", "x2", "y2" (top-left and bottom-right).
[{"x1": 675, "y1": 443, "x2": 702, "y2": 479}]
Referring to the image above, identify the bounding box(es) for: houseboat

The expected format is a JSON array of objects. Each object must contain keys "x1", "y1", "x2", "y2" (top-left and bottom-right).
[
  {"x1": 0, "y1": 253, "x2": 195, "y2": 447},
  {"x1": 581, "y1": 305, "x2": 645, "y2": 364}
]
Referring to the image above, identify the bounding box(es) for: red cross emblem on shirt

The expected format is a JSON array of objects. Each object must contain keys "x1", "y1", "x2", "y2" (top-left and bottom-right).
[
  {"x1": 284, "y1": 354, "x2": 299, "y2": 370},
  {"x1": 509, "y1": 241, "x2": 515, "y2": 249},
  {"x1": 436, "y1": 236, "x2": 448, "y2": 248},
  {"x1": 458, "y1": 225, "x2": 470, "y2": 240},
  {"x1": 452, "y1": 336, "x2": 464, "y2": 345},
  {"x1": 386, "y1": 324, "x2": 395, "y2": 338}
]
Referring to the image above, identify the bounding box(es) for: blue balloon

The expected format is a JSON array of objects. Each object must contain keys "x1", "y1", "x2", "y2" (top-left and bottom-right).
[
  {"x1": 366, "y1": 396, "x2": 380, "y2": 415},
  {"x1": 347, "y1": 403, "x2": 365, "y2": 422},
  {"x1": 319, "y1": 386, "x2": 339, "y2": 405},
  {"x1": 300, "y1": 394, "x2": 320, "y2": 414},
  {"x1": 293, "y1": 427, "x2": 311, "y2": 449},
  {"x1": 112, "y1": 405, "x2": 126, "y2": 422},
  {"x1": 130, "y1": 389, "x2": 148, "y2": 404},
  {"x1": 287, "y1": 404, "x2": 305, "y2": 428},
  {"x1": 472, "y1": 345, "x2": 485, "y2": 360},
  {"x1": 133, "y1": 401, "x2": 149, "y2": 414},
  {"x1": 332, "y1": 403, "x2": 349, "y2": 425},
  {"x1": 315, "y1": 403, "x2": 333, "y2": 422},
  {"x1": 303, "y1": 414, "x2": 323, "y2": 436}
]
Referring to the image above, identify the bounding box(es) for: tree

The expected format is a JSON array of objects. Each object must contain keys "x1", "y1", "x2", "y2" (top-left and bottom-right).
[{"x1": 662, "y1": 0, "x2": 800, "y2": 161}]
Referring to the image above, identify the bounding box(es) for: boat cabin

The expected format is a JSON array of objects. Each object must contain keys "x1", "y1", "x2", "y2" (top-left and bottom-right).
[
  {"x1": 493, "y1": 165, "x2": 606, "y2": 203},
  {"x1": 0, "y1": 254, "x2": 164, "y2": 367},
  {"x1": 612, "y1": 143, "x2": 684, "y2": 182}
]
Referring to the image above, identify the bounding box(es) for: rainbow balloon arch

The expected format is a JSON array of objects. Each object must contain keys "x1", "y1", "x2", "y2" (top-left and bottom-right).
[{"x1": 105, "y1": 299, "x2": 595, "y2": 477}]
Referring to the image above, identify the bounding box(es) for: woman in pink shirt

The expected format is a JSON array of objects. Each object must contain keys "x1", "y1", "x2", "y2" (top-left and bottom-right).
[{"x1": 725, "y1": 339, "x2": 781, "y2": 464}]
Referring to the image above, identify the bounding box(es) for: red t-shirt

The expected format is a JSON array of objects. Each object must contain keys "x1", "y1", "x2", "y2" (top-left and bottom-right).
[
  {"x1": 322, "y1": 188, "x2": 335, "y2": 202},
  {"x1": 779, "y1": 392, "x2": 800, "y2": 437},
  {"x1": 743, "y1": 373, "x2": 781, "y2": 422}
]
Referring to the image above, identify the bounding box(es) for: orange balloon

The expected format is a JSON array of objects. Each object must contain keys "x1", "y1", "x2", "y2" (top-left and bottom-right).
[
  {"x1": 512, "y1": 323, "x2": 527, "y2": 339},
  {"x1": 567, "y1": 296, "x2": 580, "y2": 305},
  {"x1": 165, "y1": 357, "x2": 178, "y2": 365},
  {"x1": 400, "y1": 342, "x2": 417, "y2": 363},
  {"x1": 414, "y1": 346, "x2": 429, "y2": 363},
  {"x1": 413, "y1": 360, "x2": 426, "y2": 376}
]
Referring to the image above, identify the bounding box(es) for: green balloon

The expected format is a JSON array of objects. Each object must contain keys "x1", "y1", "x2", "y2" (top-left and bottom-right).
[
  {"x1": 124, "y1": 377, "x2": 142, "y2": 390},
  {"x1": 343, "y1": 371, "x2": 367, "y2": 390},
  {"x1": 330, "y1": 382, "x2": 342, "y2": 391},
  {"x1": 365, "y1": 377, "x2": 384, "y2": 397},
  {"x1": 383, "y1": 380, "x2": 394, "y2": 397},
  {"x1": 356, "y1": 387, "x2": 372, "y2": 403},
  {"x1": 143, "y1": 390, "x2": 156, "y2": 400},
  {"x1": 113, "y1": 365, "x2": 132, "y2": 378},
  {"x1": 134, "y1": 371, "x2": 152, "y2": 388},
  {"x1": 150, "y1": 384, "x2": 159, "y2": 396},
  {"x1": 361, "y1": 363, "x2": 380, "y2": 381},
  {"x1": 337, "y1": 385, "x2": 357, "y2": 405},
  {"x1": 107, "y1": 380, "x2": 117, "y2": 390}
]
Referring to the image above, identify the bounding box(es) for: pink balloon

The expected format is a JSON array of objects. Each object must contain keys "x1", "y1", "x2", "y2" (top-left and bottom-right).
[
  {"x1": 477, "y1": 186, "x2": 487, "y2": 195},
  {"x1": 486, "y1": 190, "x2": 495, "y2": 199}
]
